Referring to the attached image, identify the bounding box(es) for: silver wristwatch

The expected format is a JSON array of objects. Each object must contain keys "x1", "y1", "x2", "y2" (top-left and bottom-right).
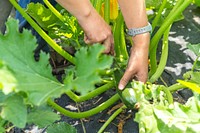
[{"x1": 127, "y1": 22, "x2": 152, "y2": 37}]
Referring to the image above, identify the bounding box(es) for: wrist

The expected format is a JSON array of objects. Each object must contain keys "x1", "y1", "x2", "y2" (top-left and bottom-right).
[
  {"x1": 132, "y1": 32, "x2": 150, "y2": 49},
  {"x1": 127, "y1": 22, "x2": 152, "y2": 37}
]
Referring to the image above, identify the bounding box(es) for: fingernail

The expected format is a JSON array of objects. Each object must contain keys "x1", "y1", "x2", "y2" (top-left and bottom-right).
[{"x1": 118, "y1": 84, "x2": 124, "y2": 90}]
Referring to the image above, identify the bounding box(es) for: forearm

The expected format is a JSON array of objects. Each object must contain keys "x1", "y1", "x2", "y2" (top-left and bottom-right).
[
  {"x1": 118, "y1": 0, "x2": 148, "y2": 28},
  {"x1": 56, "y1": 0, "x2": 94, "y2": 21},
  {"x1": 118, "y1": 0, "x2": 150, "y2": 49}
]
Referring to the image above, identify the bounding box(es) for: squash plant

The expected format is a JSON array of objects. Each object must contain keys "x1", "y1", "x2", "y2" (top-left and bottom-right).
[{"x1": 0, "y1": 0, "x2": 199, "y2": 132}]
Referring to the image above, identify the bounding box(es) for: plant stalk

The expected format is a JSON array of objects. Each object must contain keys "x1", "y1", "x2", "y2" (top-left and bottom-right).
[
  {"x1": 149, "y1": 0, "x2": 192, "y2": 76},
  {"x1": 43, "y1": 0, "x2": 65, "y2": 22},
  {"x1": 47, "y1": 94, "x2": 120, "y2": 118},
  {"x1": 151, "y1": 0, "x2": 167, "y2": 31},
  {"x1": 104, "y1": 0, "x2": 110, "y2": 24},
  {"x1": 162, "y1": 86, "x2": 174, "y2": 104},
  {"x1": 94, "y1": 0, "x2": 102, "y2": 13},
  {"x1": 113, "y1": 15, "x2": 129, "y2": 60},
  {"x1": 98, "y1": 105, "x2": 126, "y2": 133},
  {"x1": 66, "y1": 81, "x2": 115, "y2": 102},
  {"x1": 9, "y1": 0, "x2": 75, "y2": 64},
  {"x1": 168, "y1": 83, "x2": 185, "y2": 92},
  {"x1": 149, "y1": 25, "x2": 171, "y2": 83}
]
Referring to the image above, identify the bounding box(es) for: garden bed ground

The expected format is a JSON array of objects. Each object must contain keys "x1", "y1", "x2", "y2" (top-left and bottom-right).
[{"x1": 51, "y1": 4, "x2": 200, "y2": 133}]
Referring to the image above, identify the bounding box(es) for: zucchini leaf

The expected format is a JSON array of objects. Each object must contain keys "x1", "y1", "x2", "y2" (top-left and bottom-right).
[
  {"x1": 26, "y1": 3, "x2": 58, "y2": 31},
  {"x1": 0, "y1": 61, "x2": 17, "y2": 94},
  {"x1": 1, "y1": 94, "x2": 27, "y2": 128},
  {"x1": 177, "y1": 80, "x2": 200, "y2": 94},
  {"x1": 187, "y1": 43, "x2": 200, "y2": 56},
  {"x1": 132, "y1": 81, "x2": 200, "y2": 133},
  {"x1": 0, "y1": 19, "x2": 68, "y2": 106},
  {"x1": 64, "y1": 44, "x2": 113, "y2": 95},
  {"x1": 46, "y1": 122, "x2": 77, "y2": 133},
  {"x1": 27, "y1": 107, "x2": 60, "y2": 128}
]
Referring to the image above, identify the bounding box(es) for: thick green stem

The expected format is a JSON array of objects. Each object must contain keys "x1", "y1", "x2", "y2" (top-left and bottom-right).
[
  {"x1": 90, "y1": 0, "x2": 95, "y2": 6},
  {"x1": 191, "y1": 56, "x2": 200, "y2": 71},
  {"x1": 168, "y1": 83, "x2": 185, "y2": 92},
  {"x1": 162, "y1": 86, "x2": 174, "y2": 104},
  {"x1": 47, "y1": 94, "x2": 120, "y2": 118},
  {"x1": 151, "y1": 0, "x2": 167, "y2": 31},
  {"x1": 66, "y1": 81, "x2": 115, "y2": 102},
  {"x1": 98, "y1": 105, "x2": 126, "y2": 133},
  {"x1": 9, "y1": 0, "x2": 75, "y2": 64},
  {"x1": 104, "y1": 0, "x2": 110, "y2": 24},
  {"x1": 149, "y1": 0, "x2": 192, "y2": 76},
  {"x1": 43, "y1": 0, "x2": 65, "y2": 22},
  {"x1": 149, "y1": 25, "x2": 171, "y2": 83},
  {"x1": 120, "y1": 22, "x2": 129, "y2": 60},
  {"x1": 94, "y1": 0, "x2": 102, "y2": 13},
  {"x1": 113, "y1": 12, "x2": 123, "y2": 59}
]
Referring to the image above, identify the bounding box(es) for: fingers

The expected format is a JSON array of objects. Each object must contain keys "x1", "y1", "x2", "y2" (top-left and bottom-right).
[
  {"x1": 118, "y1": 68, "x2": 135, "y2": 90},
  {"x1": 84, "y1": 34, "x2": 114, "y2": 55},
  {"x1": 136, "y1": 73, "x2": 148, "y2": 83},
  {"x1": 102, "y1": 36, "x2": 114, "y2": 55}
]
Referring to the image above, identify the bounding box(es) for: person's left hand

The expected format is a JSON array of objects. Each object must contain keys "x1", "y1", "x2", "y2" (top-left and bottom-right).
[{"x1": 118, "y1": 32, "x2": 150, "y2": 90}]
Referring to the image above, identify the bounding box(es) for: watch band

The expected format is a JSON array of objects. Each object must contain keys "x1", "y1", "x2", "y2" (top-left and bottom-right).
[{"x1": 127, "y1": 22, "x2": 152, "y2": 37}]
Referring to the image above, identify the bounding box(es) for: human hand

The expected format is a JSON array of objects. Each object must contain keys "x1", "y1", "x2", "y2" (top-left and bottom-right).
[
  {"x1": 77, "y1": 8, "x2": 114, "y2": 55},
  {"x1": 118, "y1": 33, "x2": 150, "y2": 90}
]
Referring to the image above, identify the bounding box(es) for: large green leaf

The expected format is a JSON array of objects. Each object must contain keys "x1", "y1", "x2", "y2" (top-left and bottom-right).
[
  {"x1": 177, "y1": 80, "x2": 200, "y2": 94},
  {"x1": 0, "y1": 61, "x2": 17, "y2": 94},
  {"x1": 187, "y1": 43, "x2": 200, "y2": 56},
  {"x1": 27, "y1": 108, "x2": 60, "y2": 128},
  {"x1": 0, "y1": 19, "x2": 68, "y2": 105},
  {"x1": 154, "y1": 97, "x2": 200, "y2": 133},
  {"x1": 64, "y1": 44, "x2": 113, "y2": 95},
  {"x1": 46, "y1": 122, "x2": 77, "y2": 133},
  {"x1": 26, "y1": 3, "x2": 58, "y2": 31},
  {"x1": 183, "y1": 71, "x2": 200, "y2": 84},
  {"x1": 1, "y1": 94, "x2": 27, "y2": 128},
  {"x1": 133, "y1": 81, "x2": 200, "y2": 133}
]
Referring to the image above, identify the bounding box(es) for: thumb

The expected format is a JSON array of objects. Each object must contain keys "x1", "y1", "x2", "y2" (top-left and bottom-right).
[{"x1": 118, "y1": 69, "x2": 135, "y2": 90}]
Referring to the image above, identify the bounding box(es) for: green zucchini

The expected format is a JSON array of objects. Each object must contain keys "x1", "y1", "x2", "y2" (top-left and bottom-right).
[{"x1": 114, "y1": 69, "x2": 137, "y2": 109}]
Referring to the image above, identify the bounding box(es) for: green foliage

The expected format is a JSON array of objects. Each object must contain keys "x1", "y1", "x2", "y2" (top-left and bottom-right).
[
  {"x1": 6, "y1": 0, "x2": 199, "y2": 132},
  {"x1": 132, "y1": 81, "x2": 200, "y2": 133},
  {"x1": 0, "y1": 19, "x2": 64, "y2": 129},
  {"x1": 46, "y1": 122, "x2": 77, "y2": 133},
  {"x1": 64, "y1": 44, "x2": 113, "y2": 95},
  {"x1": 0, "y1": 61, "x2": 17, "y2": 94},
  {"x1": 146, "y1": 0, "x2": 162, "y2": 9},
  {"x1": 26, "y1": 3, "x2": 58, "y2": 31},
  {"x1": 187, "y1": 43, "x2": 200, "y2": 56},
  {"x1": 194, "y1": 0, "x2": 200, "y2": 7},
  {"x1": 27, "y1": 107, "x2": 60, "y2": 128},
  {"x1": 1, "y1": 94, "x2": 27, "y2": 128},
  {"x1": 0, "y1": 19, "x2": 68, "y2": 106},
  {"x1": 26, "y1": 3, "x2": 83, "y2": 48}
]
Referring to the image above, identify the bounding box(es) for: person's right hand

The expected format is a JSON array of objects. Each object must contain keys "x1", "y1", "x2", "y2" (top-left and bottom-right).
[
  {"x1": 77, "y1": 8, "x2": 114, "y2": 55},
  {"x1": 118, "y1": 32, "x2": 150, "y2": 90}
]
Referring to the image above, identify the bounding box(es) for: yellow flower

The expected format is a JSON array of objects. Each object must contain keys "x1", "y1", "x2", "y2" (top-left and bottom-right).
[{"x1": 101, "y1": 0, "x2": 119, "y2": 20}]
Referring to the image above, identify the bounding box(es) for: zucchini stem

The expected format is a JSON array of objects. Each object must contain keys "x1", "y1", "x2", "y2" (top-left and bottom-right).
[
  {"x1": 9, "y1": 0, "x2": 75, "y2": 64},
  {"x1": 66, "y1": 81, "x2": 115, "y2": 102},
  {"x1": 149, "y1": 25, "x2": 171, "y2": 83},
  {"x1": 98, "y1": 105, "x2": 126, "y2": 133},
  {"x1": 47, "y1": 94, "x2": 120, "y2": 118},
  {"x1": 149, "y1": 0, "x2": 192, "y2": 76}
]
